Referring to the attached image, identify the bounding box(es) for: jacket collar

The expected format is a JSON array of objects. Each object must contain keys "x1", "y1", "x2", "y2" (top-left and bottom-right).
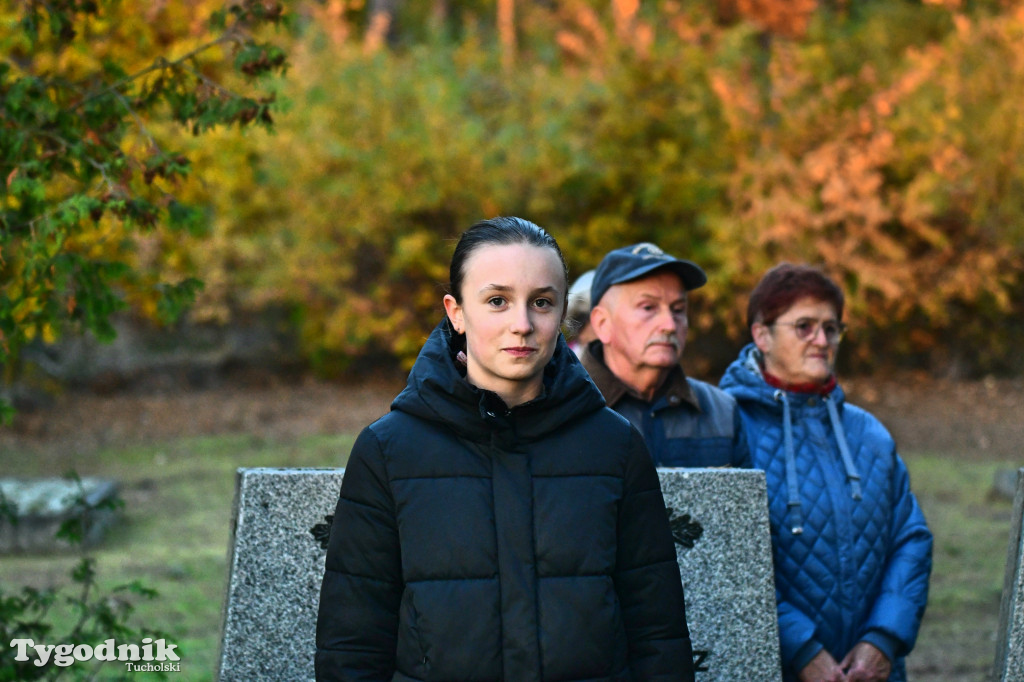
[
  {"x1": 392, "y1": 319, "x2": 606, "y2": 443},
  {"x1": 763, "y1": 369, "x2": 837, "y2": 396},
  {"x1": 720, "y1": 343, "x2": 847, "y2": 408},
  {"x1": 581, "y1": 340, "x2": 700, "y2": 411}
]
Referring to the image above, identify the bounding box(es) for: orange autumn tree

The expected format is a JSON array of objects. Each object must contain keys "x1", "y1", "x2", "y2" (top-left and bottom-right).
[
  {"x1": 710, "y1": 4, "x2": 1024, "y2": 374},
  {"x1": 80, "y1": 0, "x2": 1024, "y2": 378}
]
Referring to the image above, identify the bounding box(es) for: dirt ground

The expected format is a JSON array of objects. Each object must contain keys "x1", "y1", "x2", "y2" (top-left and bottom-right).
[{"x1": 3, "y1": 369, "x2": 1023, "y2": 462}]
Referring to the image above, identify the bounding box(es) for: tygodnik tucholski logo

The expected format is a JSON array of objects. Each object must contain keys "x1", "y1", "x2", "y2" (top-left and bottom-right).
[{"x1": 9, "y1": 637, "x2": 181, "y2": 672}]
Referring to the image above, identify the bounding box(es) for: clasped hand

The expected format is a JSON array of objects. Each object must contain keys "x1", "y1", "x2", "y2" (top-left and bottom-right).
[{"x1": 798, "y1": 642, "x2": 891, "y2": 682}]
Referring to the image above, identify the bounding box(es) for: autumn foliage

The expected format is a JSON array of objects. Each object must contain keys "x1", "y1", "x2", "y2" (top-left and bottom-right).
[
  {"x1": 7, "y1": 0, "x2": 1024, "y2": 381},
  {"x1": 0, "y1": 1, "x2": 288, "y2": 414}
]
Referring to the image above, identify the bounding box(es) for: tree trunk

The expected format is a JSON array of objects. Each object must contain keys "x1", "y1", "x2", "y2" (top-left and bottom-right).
[{"x1": 498, "y1": 0, "x2": 515, "y2": 70}]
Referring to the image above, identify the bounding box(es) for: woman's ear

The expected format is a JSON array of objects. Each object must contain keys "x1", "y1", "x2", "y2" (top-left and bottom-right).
[
  {"x1": 443, "y1": 294, "x2": 464, "y2": 334},
  {"x1": 752, "y1": 322, "x2": 771, "y2": 353}
]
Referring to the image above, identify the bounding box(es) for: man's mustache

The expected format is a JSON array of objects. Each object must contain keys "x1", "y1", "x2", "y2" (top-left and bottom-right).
[{"x1": 645, "y1": 335, "x2": 680, "y2": 350}]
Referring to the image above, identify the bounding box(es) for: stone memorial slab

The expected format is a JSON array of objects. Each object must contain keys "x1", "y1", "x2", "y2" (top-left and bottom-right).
[
  {"x1": 218, "y1": 468, "x2": 341, "y2": 682},
  {"x1": 218, "y1": 467, "x2": 780, "y2": 682},
  {"x1": 0, "y1": 477, "x2": 120, "y2": 553},
  {"x1": 659, "y1": 468, "x2": 781, "y2": 680},
  {"x1": 994, "y1": 467, "x2": 1024, "y2": 682}
]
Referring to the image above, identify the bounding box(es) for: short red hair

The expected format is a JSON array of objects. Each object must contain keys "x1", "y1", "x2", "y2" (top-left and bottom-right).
[{"x1": 747, "y1": 263, "x2": 845, "y2": 329}]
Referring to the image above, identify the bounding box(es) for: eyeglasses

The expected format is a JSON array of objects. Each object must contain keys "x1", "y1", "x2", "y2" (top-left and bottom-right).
[{"x1": 771, "y1": 318, "x2": 847, "y2": 343}]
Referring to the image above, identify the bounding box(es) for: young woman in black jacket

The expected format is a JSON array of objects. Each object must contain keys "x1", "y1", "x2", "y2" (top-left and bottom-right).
[{"x1": 315, "y1": 216, "x2": 694, "y2": 682}]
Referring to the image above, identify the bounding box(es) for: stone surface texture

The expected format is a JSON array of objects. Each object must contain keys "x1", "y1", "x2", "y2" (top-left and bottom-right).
[
  {"x1": 659, "y1": 468, "x2": 781, "y2": 681},
  {"x1": 218, "y1": 468, "x2": 343, "y2": 682},
  {"x1": 0, "y1": 476, "x2": 120, "y2": 553},
  {"x1": 994, "y1": 468, "x2": 1024, "y2": 682},
  {"x1": 218, "y1": 467, "x2": 781, "y2": 681}
]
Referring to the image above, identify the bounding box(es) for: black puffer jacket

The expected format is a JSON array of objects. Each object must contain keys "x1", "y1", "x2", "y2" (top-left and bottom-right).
[{"x1": 316, "y1": 320, "x2": 694, "y2": 682}]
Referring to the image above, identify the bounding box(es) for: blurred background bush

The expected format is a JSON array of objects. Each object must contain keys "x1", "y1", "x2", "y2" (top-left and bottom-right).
[{"x1": 6, "y1": 0, "x2": 1024, "y2": 388}]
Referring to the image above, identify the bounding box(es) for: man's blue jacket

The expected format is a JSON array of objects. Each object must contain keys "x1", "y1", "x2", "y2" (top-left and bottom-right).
[{"x1": 581, "y1": 342, "x2": 751, "y2": 469}]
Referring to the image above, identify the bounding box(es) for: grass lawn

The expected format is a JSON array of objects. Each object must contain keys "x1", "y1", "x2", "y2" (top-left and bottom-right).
[
  {"x1": 903, "y1": 453, "x2": 1018, "y2": 681},
  {"x1": 1, "y1": 435, "x2": 1019, "y2": 681},
  {"x1": 2, "y1": 434, "x2": 354, "y2": 681}
]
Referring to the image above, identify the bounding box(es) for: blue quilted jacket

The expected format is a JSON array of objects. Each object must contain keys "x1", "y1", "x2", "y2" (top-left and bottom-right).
[{"x1": 720, "y1": 344, "x2": 932, "y2": 682}]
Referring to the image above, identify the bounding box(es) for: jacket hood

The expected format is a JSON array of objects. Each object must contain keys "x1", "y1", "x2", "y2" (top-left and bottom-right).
[
  {"x1": 391, "y1": 318, "x2": 607, "y2": 443},
  {"x1": 721, "y1": 342, "x2": 861, "y2": 536},
  {"x1": 719, "y1": 343, "x2": 848, "y2": 408}
]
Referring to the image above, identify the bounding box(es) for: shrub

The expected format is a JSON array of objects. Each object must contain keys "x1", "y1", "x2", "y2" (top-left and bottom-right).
[{"x1": 0, "y1": 473, "x2": 167, "y2": 681}]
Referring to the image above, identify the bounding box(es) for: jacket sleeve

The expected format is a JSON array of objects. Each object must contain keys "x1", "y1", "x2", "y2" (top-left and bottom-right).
[
  {"x1": 732, "y1": 408, "x2": 753, "y2": 469},
  {"x1": 776, "y1": 596, "x2": 825, "y2": 673},
  {"x1": 862, "y1": 448, "x2": 933, "y2": 658},
  {"x1": 614, "y1": 428, "x2": 695, "y2": 681},
  {"x1": 315, "y1": 426, "x2": 403, "y2": 682}
]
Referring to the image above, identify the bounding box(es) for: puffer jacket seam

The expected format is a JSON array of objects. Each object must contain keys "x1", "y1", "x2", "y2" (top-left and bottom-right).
[
  {"x1": 406, "y1": 576, "x2": 497, "y2": 584},
  {"x1": 538, "y1": 571, "x2": 613, "y2": 579},
  {"x1": 323, "y1": 567, "x2": 396, "y2": 586},
  {"x1": 615, "y1": 558, "x2": 681, "y2": 577},
  {"x1": 533, "y1": 473, "x2": 621, "y2": 479},
  {"x1": 365, "y1": 423, "x2": 398, "y2": 520},
  {"x1": 391, "y1": 474, "x2": 491, "y2": 481}
]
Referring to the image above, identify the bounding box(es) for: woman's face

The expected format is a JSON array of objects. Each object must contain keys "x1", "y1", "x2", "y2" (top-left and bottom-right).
[
  {"x1": 444, "y1": 242, "x2": 566, "y2": 407},
  {"x1": 753, "y1": 296, "x2": 840, "y2": 386}
]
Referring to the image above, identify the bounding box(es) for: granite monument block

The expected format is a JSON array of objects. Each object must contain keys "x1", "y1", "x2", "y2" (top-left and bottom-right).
[
  {"x1": 218, "y1": 467, "x2": 781, "y2": 681},
  {"x1": 660, "y1": 468, "x2": 781, "y2": 680}
]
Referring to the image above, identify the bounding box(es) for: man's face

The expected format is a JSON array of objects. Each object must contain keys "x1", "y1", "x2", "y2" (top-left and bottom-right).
[{"x1": 591, "y1": 269, "x2": 688, "y2": 375}]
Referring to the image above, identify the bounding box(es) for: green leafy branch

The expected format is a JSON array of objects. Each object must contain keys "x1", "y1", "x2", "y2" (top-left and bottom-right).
[
  {"x1": 0, "y1": 1, "x2": 290, "y2": 417},
  {"x1": 0, "y1": 473, "x2": 167, "y2": 681}
]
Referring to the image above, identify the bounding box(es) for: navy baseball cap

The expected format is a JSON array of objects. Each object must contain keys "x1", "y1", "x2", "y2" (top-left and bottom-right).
[{"x1": 590, "y1": 242, "x2": 707, "y2": 308}]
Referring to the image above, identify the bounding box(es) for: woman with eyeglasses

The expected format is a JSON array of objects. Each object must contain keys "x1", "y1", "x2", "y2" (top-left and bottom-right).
[{"x1": 719, "y1": 263, "x2": 932, "y2": 682}]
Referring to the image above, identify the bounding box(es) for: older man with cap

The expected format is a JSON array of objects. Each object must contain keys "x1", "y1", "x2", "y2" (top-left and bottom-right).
[{"x1": 581, "y1": 243, "x2": 750, "y2": 468}]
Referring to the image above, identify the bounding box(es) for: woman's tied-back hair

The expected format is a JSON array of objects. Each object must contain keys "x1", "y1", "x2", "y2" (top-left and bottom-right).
[
  {"x1": 746, "y1": 262, "x2": 845, "y2": 329},
  {"x1": 448, "y1": 216, "x2": 569, "y2": 305}
]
